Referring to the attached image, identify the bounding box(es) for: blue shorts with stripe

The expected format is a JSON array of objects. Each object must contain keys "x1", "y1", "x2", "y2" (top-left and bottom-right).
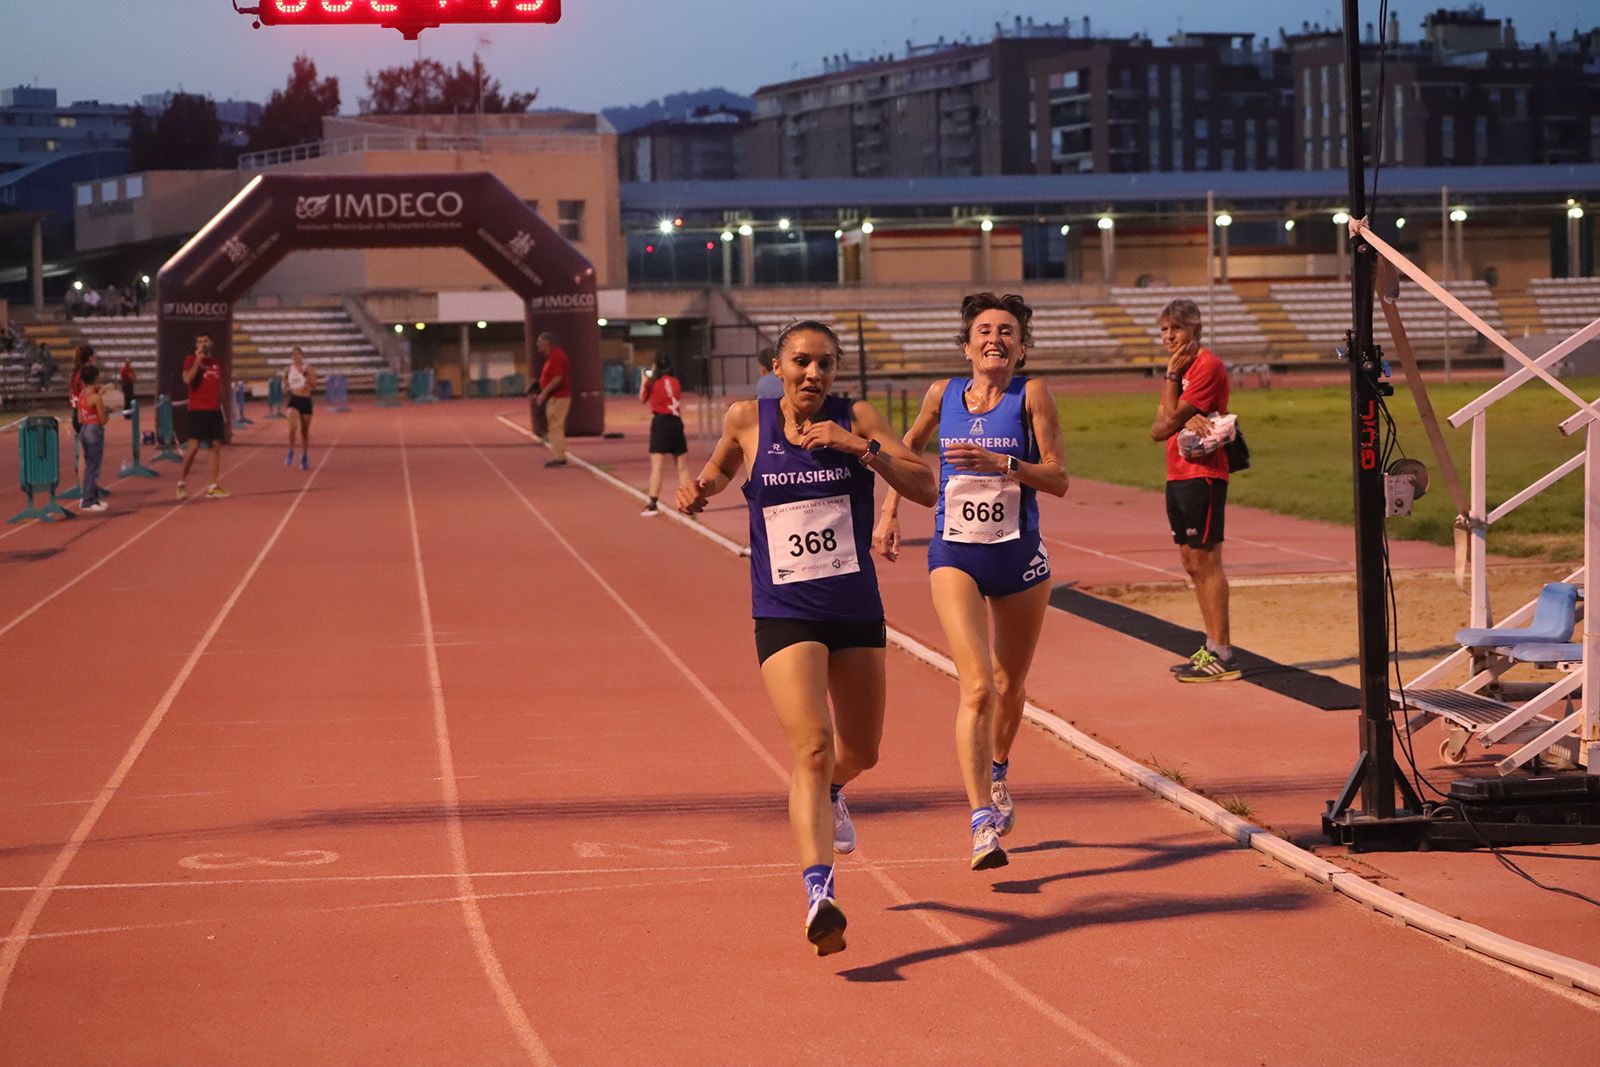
[{"x1": 926, "y1": 528, "x2": 1051, "y2": 599}]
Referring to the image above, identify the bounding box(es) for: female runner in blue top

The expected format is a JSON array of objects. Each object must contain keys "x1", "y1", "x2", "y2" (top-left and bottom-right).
[
  {"x1": 873, "y1": 293, "x2": 1069, "y2": 871},
  {"x1": 678, "y1": 321, "x2": 936, "y2": 956}
]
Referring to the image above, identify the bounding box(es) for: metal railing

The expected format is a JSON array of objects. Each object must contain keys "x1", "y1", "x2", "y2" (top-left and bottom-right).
[{"x1": 239, "y1": 131, "x2": 603, "y2": 170}]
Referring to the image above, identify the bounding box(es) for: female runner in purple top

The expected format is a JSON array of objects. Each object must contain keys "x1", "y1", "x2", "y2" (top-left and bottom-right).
[{"x1": 678, "y1": 321, "x2": 936, "y2": 956}]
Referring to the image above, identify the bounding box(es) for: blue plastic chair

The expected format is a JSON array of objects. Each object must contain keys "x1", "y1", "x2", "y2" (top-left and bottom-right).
[{"x1": 1455, "y1": 582, "x2": 1581, "y2": 649}]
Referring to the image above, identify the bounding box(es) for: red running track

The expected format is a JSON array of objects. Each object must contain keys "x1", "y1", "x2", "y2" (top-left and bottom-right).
[{"x1": 0, "y1": 402, "x2": 1596, "y2": 1065}]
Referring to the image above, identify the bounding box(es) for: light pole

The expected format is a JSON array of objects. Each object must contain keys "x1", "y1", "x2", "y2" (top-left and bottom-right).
[
  {"x1": 1567, "y1": 204, "x2": 1585, "y2": 278},
  {"x1": 1097, "y1": 215, "x2": 1115, "y2": 285},
  {"x1": 1215, "y1": 212, "x2": 1233, "y2": 284},
  {"x1": 1333, "y1": 210, "x2": 1351, "y2": 283},
  {"x1": 1449, "y1": 206, "x2": 1468, "y2": 283},
  {"x1": 720, "y1": 230, "x2": 734, "y2": 288}
]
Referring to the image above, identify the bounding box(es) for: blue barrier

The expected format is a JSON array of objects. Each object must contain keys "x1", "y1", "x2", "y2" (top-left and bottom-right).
[
  {"x1": 408, "y1": 367, "x2": 438, "y2": 403},
  {"x1": 498, "y1": 373, "x2": 526, "y2": 397},
  {"x1": 9, "y1": 416, "x2": 72, "y2": 523},
  {"x1": 233, "y1": 380, "x2": 255, "y2": 426},
  {"x1": 468, "y1": 378, "x2": 494, "y2": 398},
  {"x1": 326, "y1": 374, "x2": 351, "y2": 412},
  {"x1": 152, "y1": 395, "x2": 183, "y2": 462},
  {"x1": 375, "y1": 370, "x2": 401, "y2": 406},
  {"x1": 266, "y1": 375, "x2": 287, "y2": 419},
  {"x1": 117, "y1": 399, "x2": 158, "y2": 479}
]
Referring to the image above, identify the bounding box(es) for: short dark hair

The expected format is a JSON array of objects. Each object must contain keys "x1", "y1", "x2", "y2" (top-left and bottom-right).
[
  {"x1": 80, "y1": 364, "x2": 100, "y2": 385},
  {"x1": 1157, "y1": 298, "x2": 1204, "y2": 341},
  {"x1": 757, "y1": 346, "x2": 776, "y2": 372},
  {"x1": 775, "y1": 320, "x2": 841, "y2": 360},
  {"x1": 957, "y1": 292, "x2": 1033, "y2": 368}
]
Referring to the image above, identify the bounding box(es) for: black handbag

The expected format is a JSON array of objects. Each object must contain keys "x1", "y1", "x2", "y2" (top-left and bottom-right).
[{"x1": 1224, "y1": 424, "x2": 1250, "y2": 472}]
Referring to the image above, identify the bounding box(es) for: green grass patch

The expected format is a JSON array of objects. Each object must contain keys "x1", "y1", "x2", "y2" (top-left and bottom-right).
[{"x1": 869, "y1": 376, "x2": 1594, "y2": 558}]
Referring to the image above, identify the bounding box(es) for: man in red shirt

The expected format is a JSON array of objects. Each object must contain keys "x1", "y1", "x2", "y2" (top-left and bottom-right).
[
  {"x1": 1149, "y1": 298, "x2": 1238, "y2": 682},
  {"x1": 177, "y1": 333, "x2": 230, "y2": 500},
  {"x1": 531, "y1": 331, "x2": 571, "y2": 467}
]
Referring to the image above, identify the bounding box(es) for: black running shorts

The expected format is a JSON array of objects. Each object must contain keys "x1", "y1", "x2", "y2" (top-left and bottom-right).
[
  {"x1": 187, "y1": 408, "x2": 227, "y2": 443},
  {"x1": 754, "y1": 617, "x2": 886, "y2": 665},
  {"x1": 1165, "y1": 477, "x2": 1227, "y2": 548}
]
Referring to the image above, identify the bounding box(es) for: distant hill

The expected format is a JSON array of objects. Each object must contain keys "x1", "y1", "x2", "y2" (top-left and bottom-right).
[{"x1": 602, "y1": 88, "x2": 754, "y2": 133}]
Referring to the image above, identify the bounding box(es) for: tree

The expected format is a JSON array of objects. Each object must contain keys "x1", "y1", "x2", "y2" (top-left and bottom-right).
[
  {"x1": 250, "y1": 55, "x2": 340, "y2": 151},
  {"x1": 361, "y1": 57, "x2": 535, "y2": 115},
  {"x1": 129, "y1": 93, "x2": 226, "y2": 170}
]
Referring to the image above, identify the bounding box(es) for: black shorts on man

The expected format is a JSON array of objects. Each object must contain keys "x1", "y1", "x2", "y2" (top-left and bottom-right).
[
  {"x1": 188, "y1": 408, "x2": 227, "y2": 443},
  {"x1": 1165, "y1": 477, "x2": 1227, "y2": 548},
  {"x1": 287, "y1": 395, "x2": 313, "y2": 416}
]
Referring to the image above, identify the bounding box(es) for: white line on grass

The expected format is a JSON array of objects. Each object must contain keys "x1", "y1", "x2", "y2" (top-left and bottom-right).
[
  {"x1": 468, "y1": 417, "x2": 1139, "y2": 1067},
  {"x1": 0, "y1": 440, "x2": 337, "y2": 1017},
  {"x1": 397, "y1": 423, "x2": 556, "y2": 1067}
]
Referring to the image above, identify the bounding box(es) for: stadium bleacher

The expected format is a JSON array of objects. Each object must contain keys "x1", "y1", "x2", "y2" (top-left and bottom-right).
[{"x1": 9, "y1": 307, "x2": 390, "y2": 403}]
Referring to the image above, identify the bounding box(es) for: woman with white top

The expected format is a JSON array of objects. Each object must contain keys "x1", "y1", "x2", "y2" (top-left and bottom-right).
[{"x1": 284, "y1": 347, "x2": 318, "y2": 470}]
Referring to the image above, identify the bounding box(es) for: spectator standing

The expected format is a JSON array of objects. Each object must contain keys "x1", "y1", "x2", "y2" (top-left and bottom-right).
[
  {"x1": 176, "y1": 334, "x2": 230, "y2": 500},
  {"x1": 531, "y1": 331, "x2": 571, "y2": 467},
  {"x1": 118, "y1": 358, "x2": 136, "y2": 415},
  {"x1": 1149, "y1": 298, "x2": 1239, "y2": 683},
  {"x1": 638, "y1": 353, "x2": 690, "y2": 516},
  {"x1": 755, "y1": 345, "x2": 784, "y2": 400},
  {"x1": 76, "y1": 364, "x2": 108, "y2": 511},
  {"x1": 82, "y1": 288, "x2": 101, "y2": 317}
]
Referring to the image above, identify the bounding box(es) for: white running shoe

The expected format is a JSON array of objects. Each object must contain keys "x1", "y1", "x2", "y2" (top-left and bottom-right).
[
  {"x1": 990, "y1": 779, "x2": 1015, "y2": 837},
  {"x1": 804, "y1": 886, "x2": 847, "y2": 956},
  {"x1": 970, "y1": 821, "x2": 1008, "y2": 871},
  {"x1": 831, "y1": 792, "x2": 857, "y2": 854}
]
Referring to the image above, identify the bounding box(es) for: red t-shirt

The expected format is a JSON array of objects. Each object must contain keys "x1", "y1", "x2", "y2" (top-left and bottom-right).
[
  {"x1": 184, "y1": 354, "x2": 223, "y2": 411},
  {"x1": 644, "y1": 374, "x2": 681, "y2": 416},
  {"x1": 1165, "y1": 348, "x2": 1230, "y2": 482},
  {"x1": 120, "y1": 360, "x2": 135, "y2": 385},
  {"x1": 79, "y1": 386, "x2": 103, "y2": 426},
  {"x1": 539, "y1": 346, "x2": 571, "y2": 399}
]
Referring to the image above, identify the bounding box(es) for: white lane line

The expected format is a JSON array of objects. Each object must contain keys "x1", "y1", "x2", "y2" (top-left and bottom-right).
[
  {"x1": 542, "y1": 419, "x2": 1600, "y2": 1007},
  {"x1": 1040, "y1": 533, "x2": 1184, "y2": 579},
  {"x1": 466, "y1": 421, "x2": 1138, "y2": 1067},
  {"x1": 1062, "y1": 497, "x2": 1345, "y2": 565},
  {"x1": 0, "y1": 449, "x2": 261, "y2": 641},
  {"x1": 494, "y1": 413, "x2": 750, "y2": 557},
  {"x1": 0, "y1": 856, "x2": 961, "y2": 895},
  {"x1": 0, "y1": 520, "x2": 38, "y2": 543},
  {"x1": 0, "y1": 440, "x2": 337, "y2": 1017},
  {"x1": 397, "y1": 425, "x2": 555, "y2": 1067}
]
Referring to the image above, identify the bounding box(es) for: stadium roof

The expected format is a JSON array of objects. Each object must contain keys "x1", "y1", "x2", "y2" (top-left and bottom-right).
[{"x1": 621, "y1": 165, "x2": 1600, "y2": 215}]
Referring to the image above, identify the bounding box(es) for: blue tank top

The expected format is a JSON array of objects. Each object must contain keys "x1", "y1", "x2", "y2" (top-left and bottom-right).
[
  {"x1": 744, "y1": 395, "x2": 883, "y2": 622},
  {"x1": 934, "y1": 376, "x2": 1039, "y2": 537}
]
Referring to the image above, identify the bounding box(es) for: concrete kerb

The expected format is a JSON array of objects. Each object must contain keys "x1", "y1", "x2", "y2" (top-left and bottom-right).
[{"x1": 494, "y1": 410, "x2": 1600, "y2": 1002}]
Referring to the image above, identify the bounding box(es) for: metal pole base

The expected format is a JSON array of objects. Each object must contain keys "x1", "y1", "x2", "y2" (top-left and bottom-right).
[
  {"x1": 118, "y1": 461, "x2": 158, "y2": 479},
  {"x1": 8, "y1": 495, "x2": 73, "y2": 524},
  {"x1": 153, "y1": 447, "x2": 183, "y2": 463}
]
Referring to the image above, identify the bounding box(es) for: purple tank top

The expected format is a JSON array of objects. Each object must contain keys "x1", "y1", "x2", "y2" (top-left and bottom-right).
[{"x1": 743, "y1": 396, "x2": 883, "y2": 622}]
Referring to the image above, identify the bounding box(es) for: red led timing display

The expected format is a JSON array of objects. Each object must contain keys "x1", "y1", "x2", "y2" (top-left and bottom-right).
[{"x1": 259, "y1": 0, "x2": 561, "y2": 27}]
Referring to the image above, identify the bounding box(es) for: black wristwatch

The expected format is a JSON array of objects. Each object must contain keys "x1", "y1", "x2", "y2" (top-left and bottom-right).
[{"x1": 860, "y1": 438, "x2": 881, "y2": 466}]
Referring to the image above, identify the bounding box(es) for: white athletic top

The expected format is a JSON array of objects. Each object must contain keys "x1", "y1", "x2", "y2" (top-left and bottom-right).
[{"x1": 286, "y1": 364, "x2": 308, "y2": 391}]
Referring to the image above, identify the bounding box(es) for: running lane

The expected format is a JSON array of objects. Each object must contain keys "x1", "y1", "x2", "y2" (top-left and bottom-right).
[{"x1": 0, "y1": 403, "x2": 1594, "y2": 1064}]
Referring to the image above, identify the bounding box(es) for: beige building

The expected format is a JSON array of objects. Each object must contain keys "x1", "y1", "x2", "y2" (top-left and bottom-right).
[{"x1": 75, "y1": 111, "x2": 625, "y2": 317}]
